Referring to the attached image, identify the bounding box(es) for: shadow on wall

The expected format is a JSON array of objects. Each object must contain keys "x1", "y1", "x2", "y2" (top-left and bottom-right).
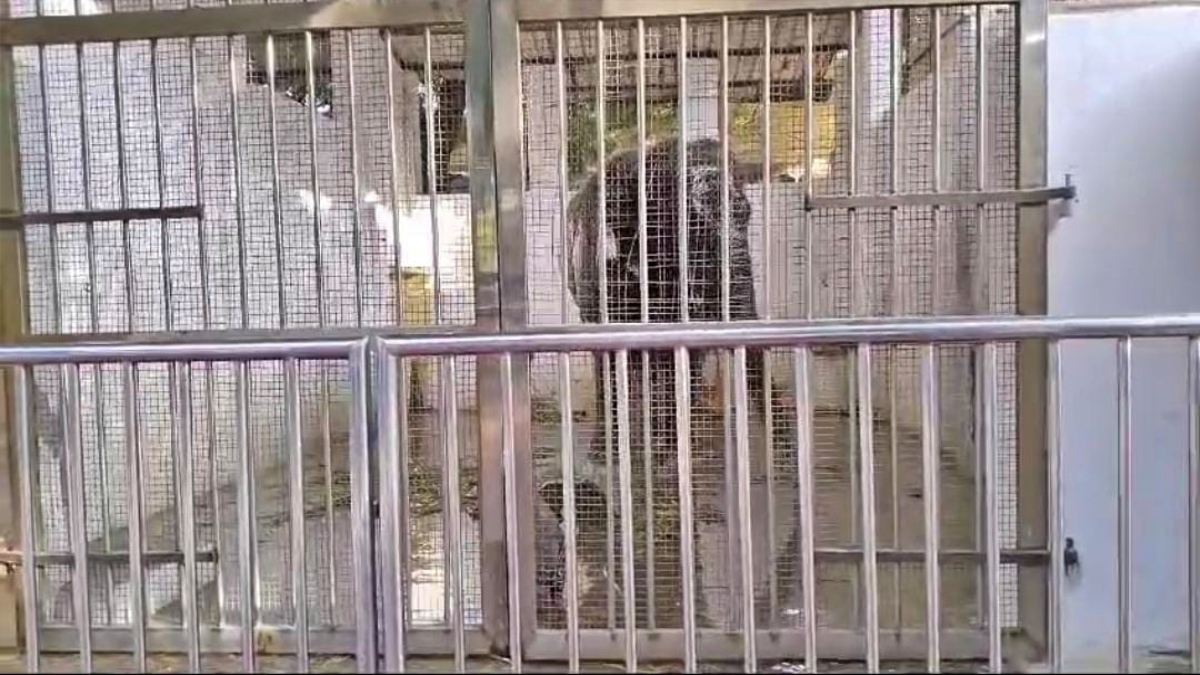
[{"x1": 1048, "y1": 6, "x2": 1200, "y2": 671}]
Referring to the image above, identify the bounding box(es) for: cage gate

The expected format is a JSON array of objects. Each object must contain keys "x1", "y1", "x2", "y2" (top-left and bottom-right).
[{"x1": 0, "y1": 0, "x2": 1060, "y2": 669}]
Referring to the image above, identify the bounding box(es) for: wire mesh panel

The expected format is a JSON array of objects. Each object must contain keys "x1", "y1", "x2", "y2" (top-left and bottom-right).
[
  {"x1": 9, "y1": 14, "x2": 482, "y2": 646},
  {"x1": 516, "y1": 4, "x2": 1022, "y2": 657}
]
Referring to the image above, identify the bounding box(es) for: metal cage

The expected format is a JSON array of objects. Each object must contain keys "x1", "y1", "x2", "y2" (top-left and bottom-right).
[{"x1": 0, "y1": 0, "x2": 1073, "y2": 670}]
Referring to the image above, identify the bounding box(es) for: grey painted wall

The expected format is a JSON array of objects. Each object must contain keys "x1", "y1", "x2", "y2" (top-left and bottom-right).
[{"x1": 1048, "y1": 5, "x2": 1200, "y2": 669}]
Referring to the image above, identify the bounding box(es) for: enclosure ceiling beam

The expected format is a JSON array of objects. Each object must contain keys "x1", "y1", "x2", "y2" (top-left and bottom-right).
[{"x1": 0, "y1": 0, "x2": 460, "y2": 46}]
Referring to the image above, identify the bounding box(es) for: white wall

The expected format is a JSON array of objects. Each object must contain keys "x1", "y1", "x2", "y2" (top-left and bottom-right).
[{"x1": 1048, "y1": 6, "x2": 1200, "y2": 669}]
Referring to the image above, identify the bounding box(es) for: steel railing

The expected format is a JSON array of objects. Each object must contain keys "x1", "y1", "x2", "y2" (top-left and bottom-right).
[{"x1": 6, "y1": 312, "x2": 1200, "y2": 672}]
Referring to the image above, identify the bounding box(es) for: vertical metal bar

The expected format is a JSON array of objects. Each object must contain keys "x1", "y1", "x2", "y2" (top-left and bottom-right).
[
  {"x1": 718, "y1": 14, "x2": 741, "y2": 625},
  {"x1": 596, "y1": 18, "x2": 616, "y2": 629},
  {"x1": 235, "y1": 361, "x2": 257, "y2": 672},
  {"x1": 614, "y1": 349, "x2": 637, "y2": 672},
  {"x1": 423, "y1": 27, "x2": 443, "y2": 329},
  {"x1": 345, "y1": 32, "x2": 365, "y2": 324},
  {"x1": 443, "y1": 356, "x2": 467, "y2": 670},
  {"x1": 265, "y1": 34, "x2": 288, "y2": 327},
  {"x1": 284, "y1": 358, "x2": 309, "y2": 672},
  {"x1": 343, "y1": 39, "x2": 364, "y2": 634},
  {"x1": 921, "y1": 345, "x2": 941, "y2": 673},
  {"x1": 112, "y1": 44, "x2": 149, "y2": 655},
  {"x1": 675, "y1": 346, "x2": 698, "y2": 672},
  {"x1": 982, "y1": 342, "x2": 1002, "y2": 673},
  {"x1": 463, "y1": 0, "x2": 512, "y2": 651},
  {"x1": 500, "y1": 352, "x2": 524, "y2": 673},
  {"x1": 173, "y1": 363, "x2": 200, "y2": 670},
  {"x1": 678, "y1": 17, "x2": 689, "y2": 324},
  {"x1": 635, "y1": 19, "x2": 648, "y2": 316},
  {"x1": 734, "y1": 348, "x2": 757, "y2": 672},
  {"x1": 927, "y1": 29, "x2": 945, "y2": 661},
  {"x1": 303, "y1": 39, "x2": 339, "y2": 625},
  {"x1": 931, "y1": 9, "x2": 943, "y2": 314},
  {"x1": 122, "y1": 364, "x2": 146, "y2": 671},
  {"x1": 152, "y1": 40, "x2": 193, "y2": 665},
  {"x1": 113, "y1": 41, "x2": 136, "y2": 336},
  {"x1": 1117, "y1": 337, "x2": 1133, "y2": 673},
  {"x1": 760, "y1": 14, "x2": 778, "y2": 628},
  {"x1": 228, "y1": 38, "x2": 250, "y2": 332},
  {"x1": 846, "y1": 10, "x2": 858, "y2": 314},
  {"x1": 633, "y1": 18, "x2": 656, "y2": 629},
  {"x1": 347, "y1": 342, "x2": 377, "y2": 672},
  {"x1": 74, "y1": 40, "x2": 117, "y2": 625},
  {"x1": 386, "y1": 30, "x2": 402, "y2": 296},
  {"x1": 491, "y1": 0, "x2": 536, "y2": 651},
  {"x1": 375, "y1": 349, "x2": 403, "y2": 673},
  {"x1": 973, "y1": 5, "x2": 990, "y2": 626},
  {"x1": 1017, "y1": 0, "x2": 1052, "y2": 650},
  {"x1": 845, "y1": 12, "x2": 863, "y2": 628},
  {"x1": 554, "y1": 21, "x2": 581, "y2": 673},
  {"x1": 856, "y1": 345, "x2": 880, "y2": 673},
  {"x1": 1048, "y1": 340, "x2": 1064, "y2": 674},
  {"x1": 384, "y1": 32, "x2": 405, "y2": 632},
  {"x1": 14, "y1": 367, "x2": 39, "y2": 673},
  {"x1": 61, "y1": 364, "x2": 91, "y2": 670},
  {"x1": 36, "y1": 44, "x2": 60, "y2": 335},
  {"x1": 421, "y1": 25, "x2": 450, "y2": 629},
  {"x1": 188, "y1": 26, "x2": 224, "y2": 625},
  {"x1": 1190, "y1": 337, "x2": 1200, "y2": 675},
  {"x1": 717, "y1": 19, "x2": 731, "y2": 323},
  {"x1": 887, "y1": 9, "x2": 903, "y2": 634},
  {"x1": 794, "y1": 347, "x2": 818, "y2": 672},
  {"x1": 34, "y1": 47, "x2": 71, "y2": 650},
  {"x1": 676, "y1": 17, "x2": 697, "y2": 670},
  {"x1": 151, "y1": 38, "x2": 173, "y2": 336}
]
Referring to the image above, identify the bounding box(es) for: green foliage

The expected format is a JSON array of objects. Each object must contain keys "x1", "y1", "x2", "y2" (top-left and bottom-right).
[{"x1": 565, "y1": 102, "x2": 679, "y2": 183}]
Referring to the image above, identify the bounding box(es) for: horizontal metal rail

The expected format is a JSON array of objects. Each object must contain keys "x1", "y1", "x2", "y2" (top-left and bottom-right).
[
  {"x1": 0, "y1": 0, "x2": 460, "y2": 45},
  {"x1": 372, "y1": 312, "x2": 1200, "y2": 356},
  {"x1": 514, "y1": 0, "x2": 1015, "y2": 22},
  {"x1": 0, "y1": 206, "x2": 203, "y2": 229},
  {"x1": 0, "y1": 545, "x2": 1050, "y2": 569},
  {"x1": 807, "y1": 185, "x2": 1076, "y2": 210},
  {"x1": 13, "y1": 312, "x2": 1200, "y2": 360},
  {"x1": 0, "y1": 336, "x2": 364, "y2": 364}
]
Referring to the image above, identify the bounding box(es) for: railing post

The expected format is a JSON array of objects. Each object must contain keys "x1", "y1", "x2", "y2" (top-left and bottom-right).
[
  {"x1": 1016, "y1": 0, "x2": 1052, "y2": 657},
  {"x1": 0, "y1": 0, "x2": 28, "y2": 652},
  {"x1": 466, "y1": 0, "x2": 535, "y2": 656}
]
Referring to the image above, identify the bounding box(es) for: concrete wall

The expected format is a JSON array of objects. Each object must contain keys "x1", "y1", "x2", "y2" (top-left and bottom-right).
[{"x1": 1048, "y1": 5, "x2": 1200, "y2": 669}]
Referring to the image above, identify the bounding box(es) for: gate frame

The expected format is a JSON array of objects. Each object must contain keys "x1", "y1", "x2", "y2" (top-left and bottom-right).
[{"x1": 478, "y1": 0, "x2": 1056, "y2": 663}]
